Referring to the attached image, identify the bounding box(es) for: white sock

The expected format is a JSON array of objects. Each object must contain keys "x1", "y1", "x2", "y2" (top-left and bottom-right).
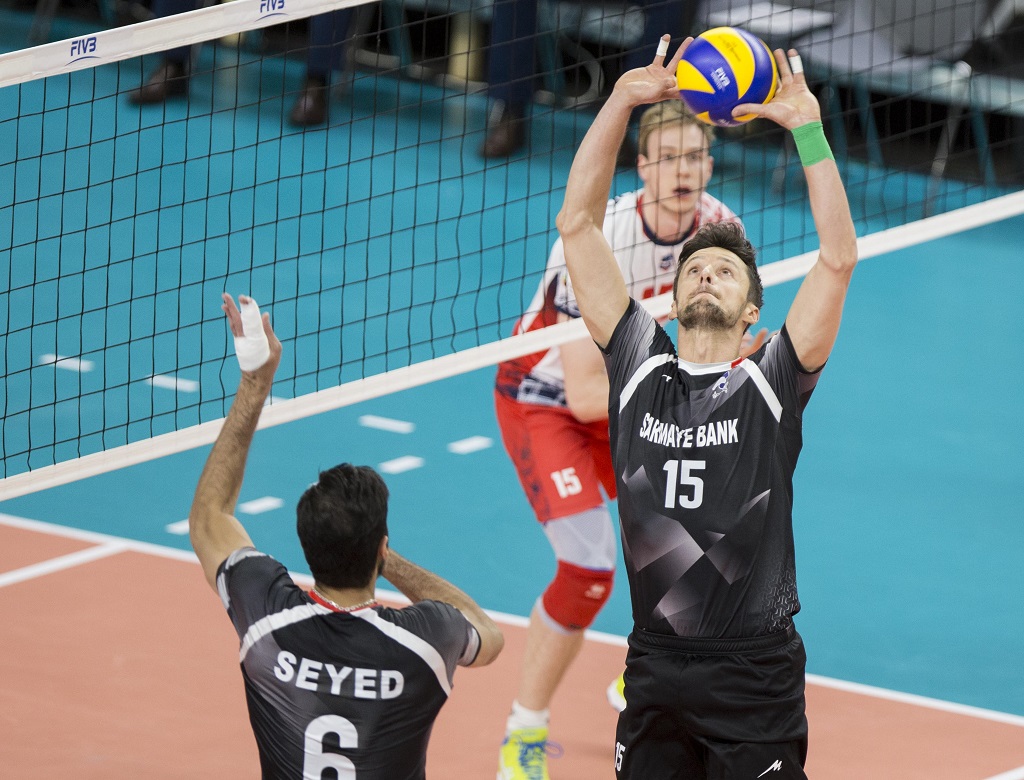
[{"x1": 506, "y1": 700, "x2": 550, "y2": 735}]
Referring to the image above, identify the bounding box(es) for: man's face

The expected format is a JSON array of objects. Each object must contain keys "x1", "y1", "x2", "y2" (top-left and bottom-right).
[
  {"x1": 638, "y1": 124, "x2": 714, "y2": 220},
  {"x1": 673, "y1": 247, "x2": 756, "y2": 332}
]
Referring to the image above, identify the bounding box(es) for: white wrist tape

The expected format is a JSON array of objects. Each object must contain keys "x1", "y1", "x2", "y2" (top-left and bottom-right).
[{"x1": 234, "y1": 297, "x2": 271, "y2": 372}]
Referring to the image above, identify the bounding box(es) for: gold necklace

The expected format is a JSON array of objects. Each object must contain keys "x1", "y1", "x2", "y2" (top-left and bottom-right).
[{"x1": 311, "y1": 587, "x2": 378, "y2": 613}]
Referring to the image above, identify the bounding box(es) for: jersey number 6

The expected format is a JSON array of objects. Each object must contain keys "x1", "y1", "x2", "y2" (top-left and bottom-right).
[
  {"x1": 304, "y1": 715, "x2": 357, "y2": 778},
  {"x1": 663, "y1": 460, "x2": 706, "y2": 509}
]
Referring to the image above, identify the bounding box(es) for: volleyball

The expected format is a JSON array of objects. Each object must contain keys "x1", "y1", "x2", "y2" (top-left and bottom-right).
[{"x1": 676, "y1": 27, "x2": 779, "y2": 127}]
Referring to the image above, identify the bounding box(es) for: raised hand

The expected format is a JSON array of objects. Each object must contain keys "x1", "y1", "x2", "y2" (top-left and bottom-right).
[
  {"x1": 221, "y1": 293, "x2": 282, "y2": 381},
  {"x1": 613, "y1": 34, "x2": 692, "y2": 108},
  {"x1": 732, "y1": 49, "x2": 821, "y2": 130}
]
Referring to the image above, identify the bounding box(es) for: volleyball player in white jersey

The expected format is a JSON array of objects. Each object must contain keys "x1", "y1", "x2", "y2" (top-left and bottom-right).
[
  {"x1": 494, "y1": 100, "x2": 763, "y2": 778},
  {"x1": 556, "y1": 37, "x2": 857, "y2": 779},
  {"x1": 189, "y1": 294, "x2": 503, "y2": 779}
]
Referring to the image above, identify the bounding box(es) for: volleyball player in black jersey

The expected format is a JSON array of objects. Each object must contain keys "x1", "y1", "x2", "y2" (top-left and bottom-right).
[
  {"x1": 188, "y1": 294, "x2": 503, "y2": 779},
  {"x1": 555, "y1": 36, "x2": 858, "y2": 779}
]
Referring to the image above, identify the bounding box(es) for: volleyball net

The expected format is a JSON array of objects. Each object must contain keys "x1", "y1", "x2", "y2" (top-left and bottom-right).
[{"x1": 1, "y1": 0, "x2": 1022, "y2": 496}]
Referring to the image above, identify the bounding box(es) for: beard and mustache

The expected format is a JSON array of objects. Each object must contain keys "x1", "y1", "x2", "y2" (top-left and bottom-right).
[{"x1": 677, "y1": 294, "x2": 742, "y2": 331}]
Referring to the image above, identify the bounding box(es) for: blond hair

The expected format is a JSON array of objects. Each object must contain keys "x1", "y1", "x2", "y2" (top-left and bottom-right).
[{"x1": 637, "y1": 101, "x2": 714, "y2": 158}]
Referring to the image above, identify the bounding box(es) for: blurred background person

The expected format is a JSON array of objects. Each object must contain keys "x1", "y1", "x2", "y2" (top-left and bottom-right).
[{"x1": 128, "y1": 0, "x2": 355, "y2": 127}]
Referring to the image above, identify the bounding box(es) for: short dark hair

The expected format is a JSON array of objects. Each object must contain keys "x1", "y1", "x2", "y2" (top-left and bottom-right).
[
  {"x1": 673, "y1": 221, "x2": 764, "y2": 309},
  {"x1": 296, "y1": 464, "x2": 389, "y2": 589}
]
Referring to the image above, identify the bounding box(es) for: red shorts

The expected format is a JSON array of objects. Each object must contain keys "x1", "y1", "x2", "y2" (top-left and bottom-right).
[{"x1": 494, "y1": 390, "x2": 617, "y2": 523}]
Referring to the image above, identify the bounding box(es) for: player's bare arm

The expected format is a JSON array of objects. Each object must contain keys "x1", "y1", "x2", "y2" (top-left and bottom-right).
[
  {"x1": 556, "y1": 35, "x2": 689, "y2": 349},
  {"x1": 559, "y1": 317, "x2": 611, "y2": 423},
  {"x1": 734, "y1": 49, "x2": 858, "y2": 371},
  {"x1": 382, "y1": 550, "x2": 504, "y2": 667},
  {"x1": 189, "y1": 294, "x2": 282, "y2": 590}
]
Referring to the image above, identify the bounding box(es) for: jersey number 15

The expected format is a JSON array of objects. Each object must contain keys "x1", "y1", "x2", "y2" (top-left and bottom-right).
[{"x1": 663, "y1": 460, "x2": 705, "y2": 509}]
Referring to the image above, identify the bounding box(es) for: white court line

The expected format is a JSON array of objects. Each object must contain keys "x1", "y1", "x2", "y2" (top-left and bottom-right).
[
  {"x1": 0, "y1": 512, "x2": 200, "y2": 564},
  {"x1": 2, "y1": 511, "x2": 1023, "y2": 732},
  {"x1": 805, "y1": 674, "x2": 1024, "y2": 728},
  {"x1": 238, "y1": 496, "x2": 284, "y2": 514},
  {"x1": 359, "y1": 415, "x2": 415, "y2": 434},
  {"x1": 147, "y1": 375, "x2": 200, "y2": 392},
  {"x1": 985, "y1": 766, "x2": 1024, "y2": 780},
  {"x1": 447, "y1": 436, "x2": 493, "y2": 454},
  {"x1": 378, "y1": 455, "x2": 425, "y2": 474},
  {"x1": 165, "y1": 498, "x2": 282, "y2": 535},
  {"x1": 0, "y1": 542, "x2": 128, "y2": 588},
  {"x1": 38, "y1": 354, "x2": 95, "y2": 372}
]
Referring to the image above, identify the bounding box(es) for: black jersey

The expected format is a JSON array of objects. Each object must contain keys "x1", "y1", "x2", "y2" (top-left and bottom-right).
[
  {"x1": 603, "y1": 300, "x2": 821, "y2": 639},
  {"x1": 216, "y1": 548, "x2": 480, "y2": 780}
]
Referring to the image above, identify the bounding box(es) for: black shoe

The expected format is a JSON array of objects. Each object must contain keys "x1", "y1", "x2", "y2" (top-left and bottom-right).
[
  {"x1": 480, "y1": 102, "x2": 526, "y2": 158},
  {"x1": 616, "y1": 133, "x2": 638, "y2": 169},
  {"x1": 289, "y1": 78, "x2": 329, "y2": 127},
  {"x1": 128, "y1": 60, "x2": 188, "y2": 105}
]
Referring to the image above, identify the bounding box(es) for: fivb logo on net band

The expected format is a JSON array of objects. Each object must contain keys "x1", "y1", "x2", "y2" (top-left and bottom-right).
[
  {"x1": 68, "y1": 36, "x2": 98, "y2": 66},
  {"x1": 259, "y1": 0, "x2": 287, "y2": 20}
]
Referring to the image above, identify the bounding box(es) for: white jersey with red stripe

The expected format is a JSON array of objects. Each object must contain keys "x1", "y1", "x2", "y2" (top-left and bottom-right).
[{"x1": 496, "y1": 189, "x2": 742, "y2": 407}]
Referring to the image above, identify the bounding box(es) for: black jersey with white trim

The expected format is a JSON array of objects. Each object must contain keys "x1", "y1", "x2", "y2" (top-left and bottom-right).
[
  {"x1": 216, "y1": 549, "x2": 479, "y2": 779},
  {"x1": 603, "y1": 300, "x2": 821, "y2": 639}
]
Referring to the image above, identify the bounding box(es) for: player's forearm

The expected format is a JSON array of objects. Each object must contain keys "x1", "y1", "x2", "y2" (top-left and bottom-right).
[
  {"x1": 803, "y1": 158, "x2": 858, "y2": 275},
  {"x1": 557, "y1": 91, "x2": 631, "y2": 233},
  {"x1": 383, "y1": 551, "x2": 474, "y2": 608},
  {"x1": 190, "y1": 374, "x2": 271, "y2": 524},
  {"x1": 790, "y1": 118, "x2": 857, "y2": 274},
  {"x1": 383, "y1": 551, "x2": 504, "y2": 664},
  {"x1": 555, "y1": 91, "x2": 633, "y2": 344}
]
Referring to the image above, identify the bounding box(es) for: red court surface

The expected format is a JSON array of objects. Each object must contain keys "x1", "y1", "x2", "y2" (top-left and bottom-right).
[{"x1": 2, "y1": 521, "x2": 1023, "y2": 779}]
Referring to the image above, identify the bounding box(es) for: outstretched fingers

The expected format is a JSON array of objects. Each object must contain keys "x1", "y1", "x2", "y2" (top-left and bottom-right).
[
  {"x1": 665, "y1": 36, "x2": 691, "y2": 73},
  {"x1": 732, "y1": 96, "x2": 776, "y2": 120},
  {"x1": 785, "y1": 49, "x2": 806, "y2": 86},
  {"x1": 651, "y1": 34, "x2": 690, "y2": 74},
  {"x1": 261, "y1": 311, "x2": 276, "y2": 343},
  {"x1": 773, "y1": 48, "x2": 807, "y2": 91},
  {"x1": 733, "y1": 47, "x2": 815, "y2": 125},
  {"x1": 221, "y1": 292, "x2": 244, "y2": 337},
  {"x1": 651, "y1": 33, "x2": 671, "y2": 66},
  {"x1": 222, "y1": 293, "x2": 276, "y2": 347}
]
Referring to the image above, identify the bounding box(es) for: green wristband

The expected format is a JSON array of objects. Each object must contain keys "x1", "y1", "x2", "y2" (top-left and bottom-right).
[{"x1": 792, "y1": 121, "x2": 834, "y2": 167}]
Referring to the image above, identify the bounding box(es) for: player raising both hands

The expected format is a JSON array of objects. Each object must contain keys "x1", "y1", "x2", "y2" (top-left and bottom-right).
[{"x1": 556, "y1": 36, "x2": 857, "y2": 779}]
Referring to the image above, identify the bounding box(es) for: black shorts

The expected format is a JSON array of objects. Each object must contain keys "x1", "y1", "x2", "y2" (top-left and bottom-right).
[{"x1": 614, "y1": 625, "x2": 808, "y2": 780}]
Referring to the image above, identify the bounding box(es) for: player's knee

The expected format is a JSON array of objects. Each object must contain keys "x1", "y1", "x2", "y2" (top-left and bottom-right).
[{"x1": 541, "y1": 560, "x2": 614, "y2": 631}]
